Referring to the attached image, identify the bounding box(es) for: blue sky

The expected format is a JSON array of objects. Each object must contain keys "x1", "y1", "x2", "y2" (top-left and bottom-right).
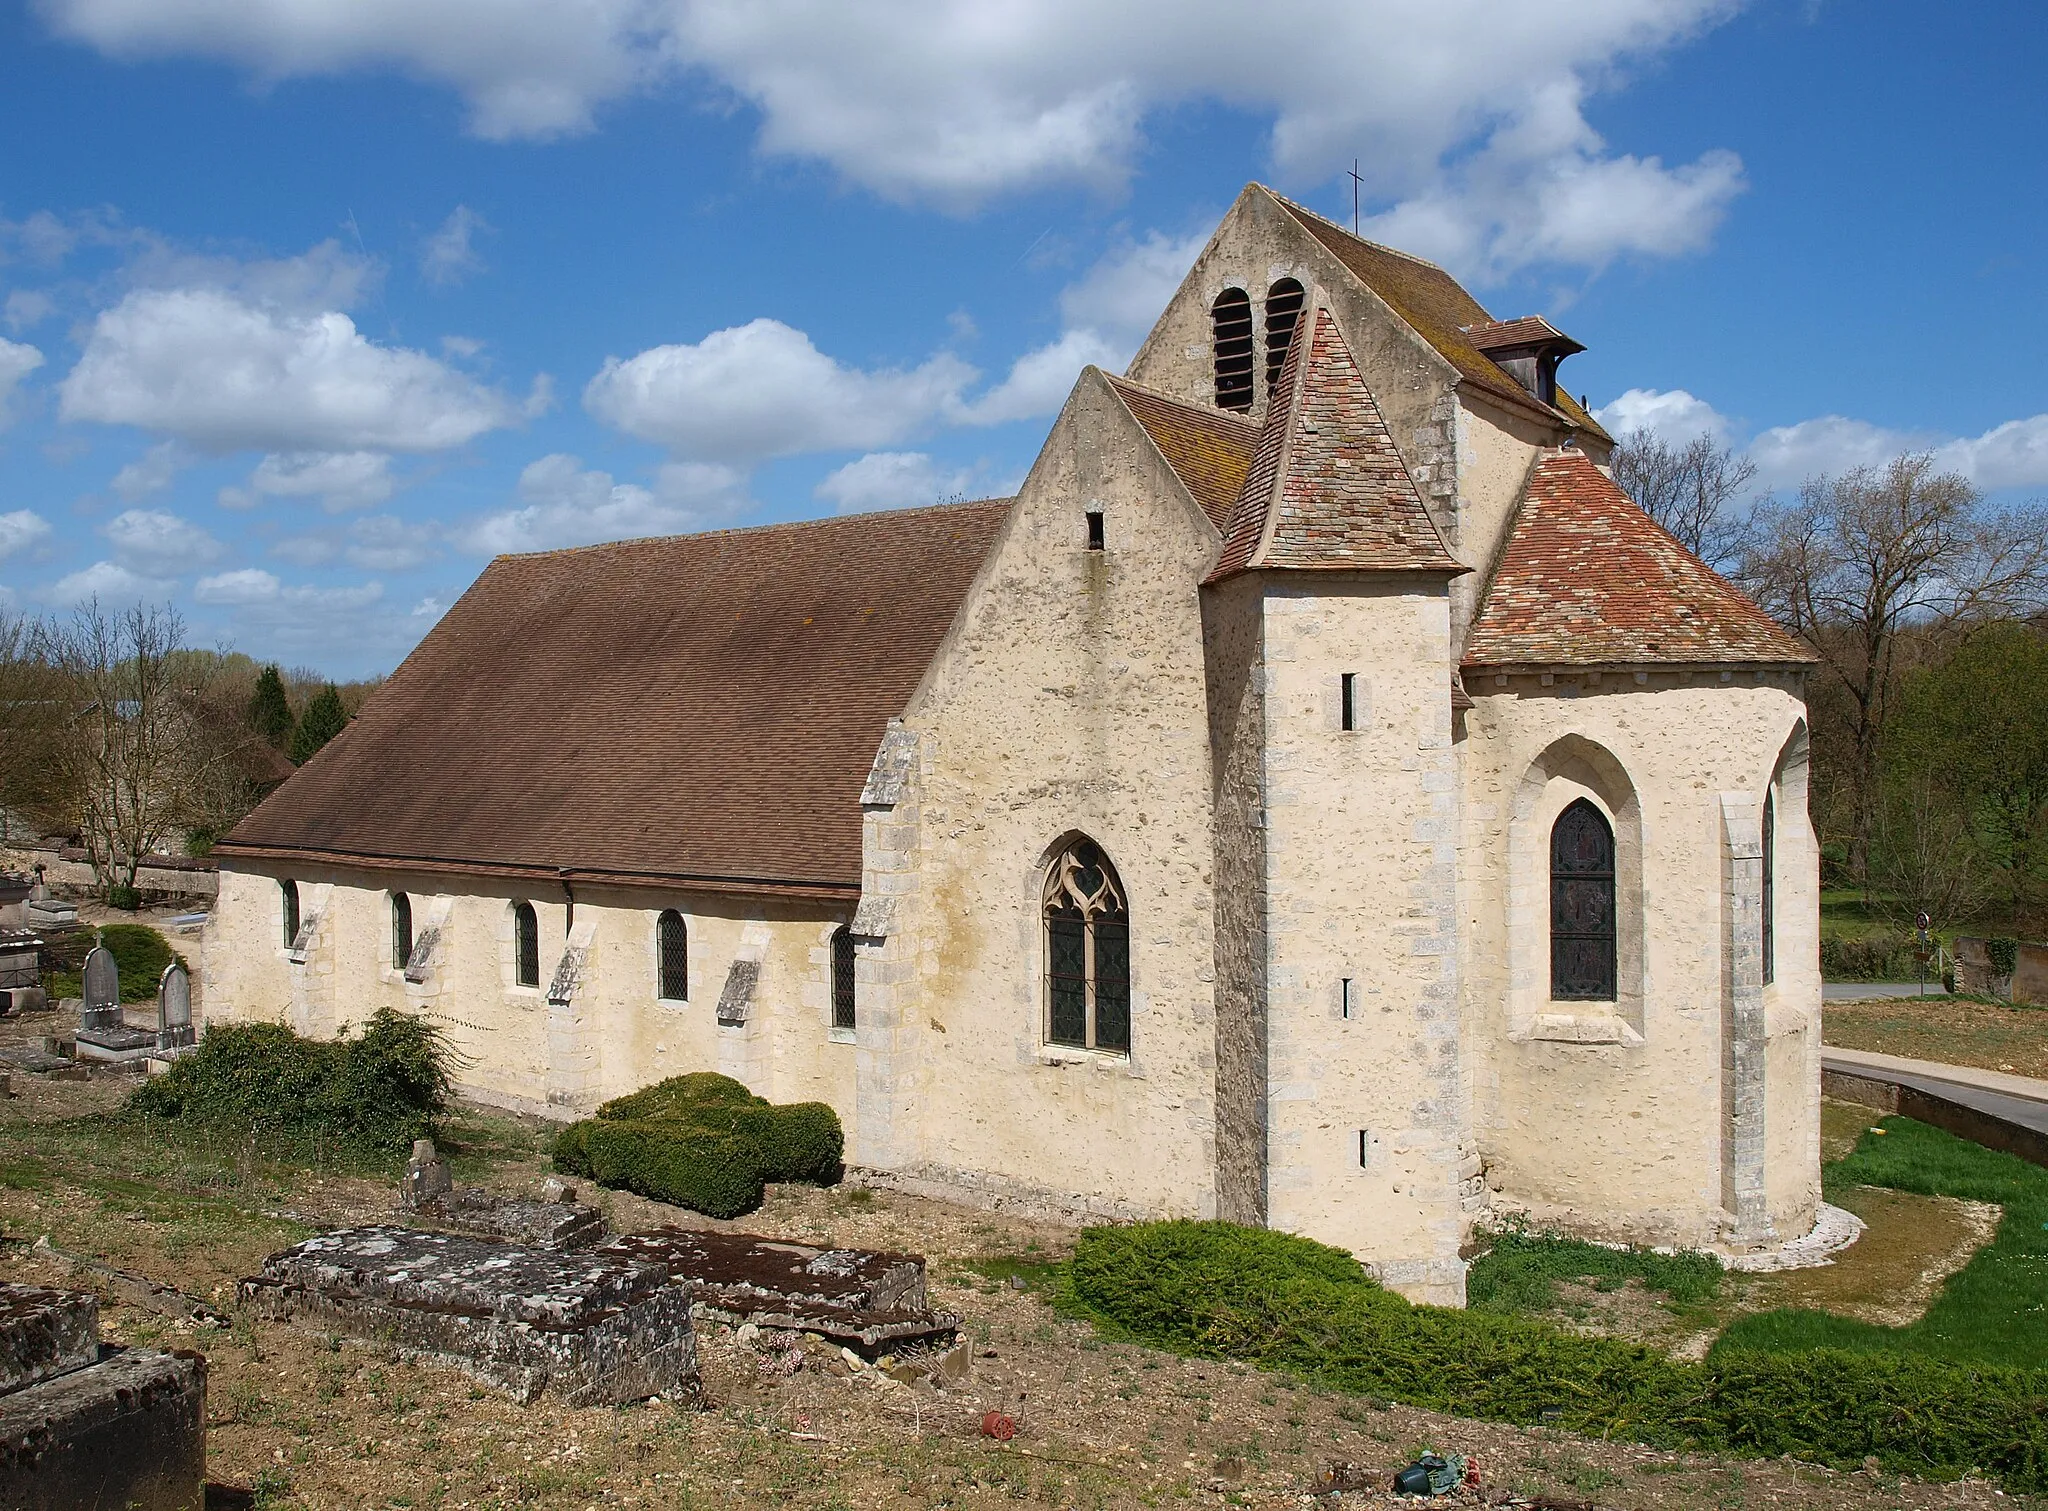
[{"x1": 1, "y1": 0, "x2": 2043, "y2": 677}]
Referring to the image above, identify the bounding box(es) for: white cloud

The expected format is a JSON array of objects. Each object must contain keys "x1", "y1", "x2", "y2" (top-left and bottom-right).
[
  {"x1": 421, "y1": 205, "x2": 490, "y2": 288},
  {"x1": 60, "y1": 288, "x2": 521, "y2": 453},
  {"x1": 1746, "y1": 415, "x2": 1931, "y2": 489},
  {"x1": 37, "y1": 0, "x2": 1746, "y2": 275},
  {"x1": 0, "y1": 337, "x2": 44, "y2": 426},
  {"x1": 4, "y1": 291, "x2": 56, "y2": 331},
  {"x1": 193, "y1": 567, "x2": 285, "y2": 605},
  {"x1": 343, "y1": 514, "x2": 433, "y2": 571},
  {"x1": 219, "y1": 450, "x2": 397, "y2": 512},
  {"x1": 1059, "y1": 229, "x2": 1207, "y2": 348},
  {"x1": 586, "y1": 319, "x2": 976, "y2": 462},
  {"x1": 962, "y1": 328, "x2": 1123, "y2": 426},
  {"x1": 109, "y1": 441, "x2": 190, "y2": 501},
  {"x1": 816, "y1": 452, "x2": 976, "y2": 514},
  {"x1": 99, "y1": 507, "x2": 224, "y2": 575},
  {"x1": 0, "y1": 509, "x2": 53, "y2": 564},
  {"x1": 455, "y1": 452, "x2": 748, "y2": 555},
  {"x1": 46, "y1": 559, "x2": 173, "y2": 605},
  {"x1": 1594, "y1": 386, "x2": 1732, "y2": 442}
]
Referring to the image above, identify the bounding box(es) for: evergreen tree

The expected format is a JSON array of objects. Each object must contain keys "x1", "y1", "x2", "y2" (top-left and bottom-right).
[
  {"x1": 247, "y1": 664, "x2": 295, "y2": 749},
  {"x1": 288, "y1": 683, "x2": 350, "y2": 765}
]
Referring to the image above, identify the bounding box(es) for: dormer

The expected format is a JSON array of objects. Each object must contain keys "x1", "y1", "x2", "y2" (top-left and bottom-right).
[{"x1": 1460, "y1": 317, "x2": 1584, "y2": 409}]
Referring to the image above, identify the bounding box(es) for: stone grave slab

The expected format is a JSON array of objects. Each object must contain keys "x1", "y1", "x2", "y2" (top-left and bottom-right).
[
  {"x1": 239, "y1": 1226, "x2": 696, "y2": 1405},
  {"x1": 0, "y1": 1346, "x2": 206, "y2": 1511},
  {"x1": 415, "y1": 1187, "x2": 606, "y2": 1250},
  {"x1": 594, "y1": 1228, "x2": 956, "y2": 1350},
  {"x1": 0, "y1": 1288, "x2": 98, "y2": 1396}
]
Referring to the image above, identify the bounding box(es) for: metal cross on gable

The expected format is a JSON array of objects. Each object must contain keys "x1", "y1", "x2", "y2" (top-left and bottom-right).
[{"x1": 1348, "y1": 159, "x2": 1365, "y2": 236}]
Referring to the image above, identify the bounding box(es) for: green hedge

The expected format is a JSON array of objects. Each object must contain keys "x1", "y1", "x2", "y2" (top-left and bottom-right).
[
  {"x1": 551, "y1": 1072, "x2": 843, "y2": 1218},
  {"x1": 1820, "y1": 930, "x2": 1922, "y2": 982},
  {"x1": 126, "y1": 1009, "x2": 450, "y2": 1159},
  {"x1": 1065, "y1": 1220, "x2": 2048, "y2": 1492}
]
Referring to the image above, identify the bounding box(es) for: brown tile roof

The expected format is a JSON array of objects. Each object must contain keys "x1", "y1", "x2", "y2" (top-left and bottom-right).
[
  {"x1": 215, "y1": 499, "x2": 1015, "y2": 896},
  {"x1": 1462, "y1": 450, "x2": 1817, "y2": 669},
  {"x1": 1105, "y1": 374, "x2": 1259, "y2": 531},
  {"x1": 1209, "y1": 308, "x2": 1467, "y2": 583},
  {"x1": 1461, "y1": 316, "x2": 1584, "y2": 356},
  {"x1": 1272, "y1": 195, "x2": 1611, "y2": 443}
]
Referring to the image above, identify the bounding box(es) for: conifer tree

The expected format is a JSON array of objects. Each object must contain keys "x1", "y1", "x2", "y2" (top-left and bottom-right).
[
  {"x1": 288, "y1": 683, "x2": 350, "y2": 765},
  {"x1": 247, "y1": 664, "x2": 295, "y2": 749}
]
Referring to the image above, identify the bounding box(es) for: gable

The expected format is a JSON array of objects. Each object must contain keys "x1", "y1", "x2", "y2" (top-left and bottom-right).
[{"x1": 1104, "y1": 374, "x2": 1257, "y2": 532}]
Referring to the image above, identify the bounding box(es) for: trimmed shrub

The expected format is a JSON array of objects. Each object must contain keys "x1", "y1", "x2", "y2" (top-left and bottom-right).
[
  {"x1": 1066, "y1": 1220, "x2": 2048, "y2": 1492},
  {"x1": 1819, "y1": 930, "x2": 1919, "y2": 982},
  {"x1": 97, "y1": 923, "x2": 182, "y2": 1003},
  {"x1": 553, "y1": 1072, "x2": 844, "y2": 1217},
  {"x1": 126, "y1": 1009, "x2": 450, "y2": 1160},
  {"x1": 107, "y1": 884, "x2": 143, "y2": 912}
]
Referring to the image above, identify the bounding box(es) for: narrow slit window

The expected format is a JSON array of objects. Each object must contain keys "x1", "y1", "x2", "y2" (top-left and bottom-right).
[
  {"x1": 391, "y1": 892, "x2": 412, "y2": 971},
  {"x1": 1550, "y1": 799, "x2": 1617, "y2": 1001},
  {"x1": 1043, "y1": 837, "x2": 1131, "y2": 1054},
  {"x1": 831, "y1": 925, "x2": 856, "y2": 1030},
  {"x1": 658, "y1": 909, "x2": 688, "y2": 1001},
  {"x1": 1761, "y1": 792, "x2": 1776, "y2": 986},
  {"x1": 1211, "y1": 288, "x2": 1254, "y2": 411},
  {"x1": 513, "y1": 902, "x2": 540, "y2": 989},
  {"x1": 1264, "y1": 278, "x2": 1306, "y2": 390},
  {"x1": 1340, "y1": 673, "x2": 1357, "y2": 731},
  {"x1": 1340, "y1": 977, "x2": 1354, "y2": 1019},
  {"x1": 1086, "y1": 510, "x2": 1105, "y2": 550},
  {"x1": 280, "y1": 879, "x2": 300, "y2": 948},
  {"x1": 1358, "y1": 1131, "x2": 1371, "y2": 1169}
]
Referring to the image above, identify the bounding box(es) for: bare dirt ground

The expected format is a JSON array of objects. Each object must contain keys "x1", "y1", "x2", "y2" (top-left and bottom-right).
[
  {"x1": 0, "y1": 1032, "x2": 2032, "y2": 1510},
  {"x1": 1824, "y1": 995, "x2": 2048, "y2": 1079}
]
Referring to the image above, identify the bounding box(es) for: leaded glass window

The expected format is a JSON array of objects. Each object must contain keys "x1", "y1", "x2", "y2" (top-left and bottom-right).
[
  {"x1": 391, "y1": 892, "x2": 412, "y2": 971},
  {"x1": 1043, "y1": 838, "x2": 1131, "y2": 1054},
  {"x1": 513, "y1": 901, "x2": 540, "y2": 988},
  {"x1": 280, "y1": 879, "x2": 299, "y2": 948},
  {"x1": 831, "y1": 926, "x2": 856, "y2": 1030},
  {"x1": 658, "y1": 909, "x2": 688, "y2": 1001},
  {"x1": 1550, "y1": 799, "x2": 1617, "y2": 1002}
]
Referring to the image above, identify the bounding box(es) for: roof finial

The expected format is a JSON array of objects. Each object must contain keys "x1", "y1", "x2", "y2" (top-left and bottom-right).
[{"x1": 1347, "y1": 160, "x2": 1364, "y2": 237}]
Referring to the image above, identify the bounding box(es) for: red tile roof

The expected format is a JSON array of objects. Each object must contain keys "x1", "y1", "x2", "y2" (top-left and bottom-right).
[
  {"x1": 1461, "y1": 316, "x2": 1583, "y2": 356},
  {"x1": 1462, "y1": 450, "x2": 1817, "y2": 669},
  {"x1": 215, "y1": 500, "x2": 1015, "y2": 896},
  {"x1": 1209, "y1": 308, "x2": 1467, "y2": 583},
  {"x1": 1272, "y1": 195, "x2": 1611, "y2": 443},
  {"x1": 1105, "y1": 374, "x2": 1259, "y2": 531}
]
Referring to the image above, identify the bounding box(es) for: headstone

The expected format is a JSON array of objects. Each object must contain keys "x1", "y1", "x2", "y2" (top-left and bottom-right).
[
  {"x1": 155, "y1": 963, "x2": 193, "y2": 1053},
  {"x1": 78, "y1": 946, "x2": 119, "y2": 1035},
  {"x1": 399, "y1": 1139, "x2": 452, "y2": 1209}
]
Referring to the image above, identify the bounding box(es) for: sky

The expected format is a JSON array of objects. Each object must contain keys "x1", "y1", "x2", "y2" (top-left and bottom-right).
[{"x1": 1, "y1": 0, "x2": 2044, "y2": 678}]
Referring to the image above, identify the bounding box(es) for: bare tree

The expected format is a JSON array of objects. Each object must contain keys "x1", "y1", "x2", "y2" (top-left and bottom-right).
[
  {"x1": 1739, "y1": 455, "x2": 2048, "y2": 883},
  {"x1": 1609, "y1": 429, "x2": 1758, "y2": 569}
]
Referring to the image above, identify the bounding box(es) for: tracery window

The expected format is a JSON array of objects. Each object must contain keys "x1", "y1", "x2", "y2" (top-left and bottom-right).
[
  {"x1": 1762, "y1": 792, "x2": 1776, "y2": 986},
  {"x1": 1211, "y1": 288, "x2": 1254, "y2": 412},
  {"x1": 831, "y1": 926, "x2": 856, "y2": 1030},
  {"x1": 391, "y1": 892, "x2": 413, "y2": 971},
  {"x1": 1550, "y1": 799, "x2": 1617, "y2": 1001},
  {"x1": 280, "y1": 879, "x2": 299, "y2": 948},
  {"x1": 1264, "y1": 278, "x2": 1305, "y2": 389},
  {"x1": 513, "y1": 902, "x2": 540, "y2": 989},
  {"x1": 658, "y1": 910, "x2": 689, "y2": 1001},
  {"x1": 1043, "y1": 837, "x2": 1131, "y2": 1054}
]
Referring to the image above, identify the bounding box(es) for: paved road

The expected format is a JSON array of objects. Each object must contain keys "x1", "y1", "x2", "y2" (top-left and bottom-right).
[
  {"x1": 1822, "y1": 1045, "x2": 2048, "y2": 1152},
  {"x1": 1823, "y1": 981, "x2": 1935, "y2": 1002}
]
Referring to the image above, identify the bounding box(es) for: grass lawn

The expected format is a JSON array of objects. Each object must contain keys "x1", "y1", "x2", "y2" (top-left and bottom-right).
[
  {"x1": 1714, "y1": 1116, "x2": 2048, "y2": 1369},
  {"x1": 1820, "y1": 889, "x2": 1901, "y2": 943},
  {"x1": 1823, "y1": 994, "x2": 2048, "y2": 1079}
]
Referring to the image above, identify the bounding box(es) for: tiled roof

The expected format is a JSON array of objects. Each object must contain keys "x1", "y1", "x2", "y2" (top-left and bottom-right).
[
  {"x1": 1209, "y1": 308, "x2": 1467, "y2": 583},
  {"x1": 215, "y1": 500, "x2": 1015, "y2": 896},
  {"x1": 1106, "y1": 375, "x2": 1259, "y2": 531},
  {"x1": 1461, "y1": 316, "x2": 1583, "y2": 356},
  {"x1": 1462, "y1": 450, "x2": 1817, "y2": 669},
  {"x1": 1273, "y1": 196, "x2": 1611, "y2": 444}
]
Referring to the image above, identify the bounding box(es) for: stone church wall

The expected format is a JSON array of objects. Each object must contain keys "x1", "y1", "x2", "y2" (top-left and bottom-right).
[{"x1": 1458, "y1": 672, "x2": 1821, "y2": 1249}]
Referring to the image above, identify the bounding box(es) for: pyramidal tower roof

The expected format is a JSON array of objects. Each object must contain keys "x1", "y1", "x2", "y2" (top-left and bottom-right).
[{"x1": 1207, "y1": 306, "x2": 1466, "y2": 583}]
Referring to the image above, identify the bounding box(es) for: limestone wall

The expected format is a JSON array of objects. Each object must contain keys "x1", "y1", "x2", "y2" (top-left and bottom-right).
[
  {"x1": 1459, "y1": 671, "x2": 1822, "y2": 1248},
  {"x1": 204, "y1": 864, "x2": 855, "y2": 1123}
]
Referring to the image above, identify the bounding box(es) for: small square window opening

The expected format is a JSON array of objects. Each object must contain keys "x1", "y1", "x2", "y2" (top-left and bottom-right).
[{"x1": 1085, "y1": 511, "x2": 1105, "y2": 551}]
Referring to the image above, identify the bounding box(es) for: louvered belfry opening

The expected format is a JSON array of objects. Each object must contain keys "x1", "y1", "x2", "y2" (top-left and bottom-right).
[
  {"x1": 1264, "y1": 278, "x2": 1306, "y2": 391},
  {"x1": 1550, "y1": 799, "x2": 1618, "y2": 1001},
  {"x1": 1211, "y1": 288, "x2": 1254, "y2": 412}
]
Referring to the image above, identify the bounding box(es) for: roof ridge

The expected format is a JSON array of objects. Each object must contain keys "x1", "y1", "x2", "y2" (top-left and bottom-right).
[
  {"x1": 498, "y1": 495, "x2": 1016, "y2": 563},
  {"x1": 1103, "y1": 370, "x2": 1261, "y2": 430},
  {"x1": 1262, "y1": 186, "x2": 1457, "y2": 276}
]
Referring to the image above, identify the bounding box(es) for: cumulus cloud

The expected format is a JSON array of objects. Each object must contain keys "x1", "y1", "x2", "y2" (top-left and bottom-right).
[
  {"x1": 0, "y1": 337, "x2": 44, "y2": 426},
  {"x1": 0, "y1": 510, "x2": 53, "y2": 564},
  {"x1": 815, "y1": 451, "x2": 976, "y2": 514},
  {"x1": 4, "y1": 291, "x2": 56, "y2": 331},
  {"x1": 421, "y1": 205, "x2": 490, "y2": 287},
  {"x1": 454, "y1": 452, "x2": 748, "y2": 555},
  {"x1": 37, "y1": 0, "x2": 1747, "y2": 275},
  {"x1": 218, "y1": 450, "x2": 398, "y2": 511},
  {"x1": 60, "y1": 288, "x2": 522, "y2": 453},
  {"x1": 46, "y1": 559, "x2": 174, "y2": 604},
  {"x1": 1594, "y1": 387, "x2": 1732, "y2": 442},
  {"x1": 99, "y1": 507, "x2": 224, "y2": 575},
  {"x1": 109, "y1": 441, "x2": 190, "y2": 501}
]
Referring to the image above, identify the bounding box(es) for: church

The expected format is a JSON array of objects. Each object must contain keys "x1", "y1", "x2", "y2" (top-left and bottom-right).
[{"x1": 204, "y1": 183, "x2": 1822, "y2": 1304}]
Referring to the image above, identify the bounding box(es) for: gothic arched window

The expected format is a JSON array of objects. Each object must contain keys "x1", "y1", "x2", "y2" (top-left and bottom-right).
[
  {"x1": 831, "y1": 926, "x2": 856, "y2": 1030},
  {"x1": 658, "y1": 910, "x2": 688, "y2": 1001},
  {"x1": 1212, "y1": 288, "x2": 1254, "y2": 412},
  {"x1": 513, "y1": 902, "x2": 540, "y2": 988},
  {"x1": 280, "y1": 879, "x2": 299, "y2": 948},
  {"x1": 1264, "y1": 278, "x2": 1305, "y2": 390},
  {"x1": 1044, "y1": 838, "x2": 1131, "y2": 1054},
  {"x1": 1762, "y1": 792, "x2": 1776, "y2": 986},
  {"x1": 391, "y1": 892, "x2": 413, "y2": 971},
  {"x1": 1551, "y1": 799, "x2": 1617, "y2": 1001}
]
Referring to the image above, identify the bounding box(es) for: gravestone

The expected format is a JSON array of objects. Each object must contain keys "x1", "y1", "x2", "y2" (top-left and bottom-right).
[
  {"x1": 78, "y1": 946, "x2": 119, "y2": 1036},
  {"x1": 155, "y1": 963, "x2": 193, "y2": 1053}
]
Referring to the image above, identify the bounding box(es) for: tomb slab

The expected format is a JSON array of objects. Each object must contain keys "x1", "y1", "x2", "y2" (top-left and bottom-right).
[{"x1": 0, "y1": 1347, "x2": 206, "y2": 1511}]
